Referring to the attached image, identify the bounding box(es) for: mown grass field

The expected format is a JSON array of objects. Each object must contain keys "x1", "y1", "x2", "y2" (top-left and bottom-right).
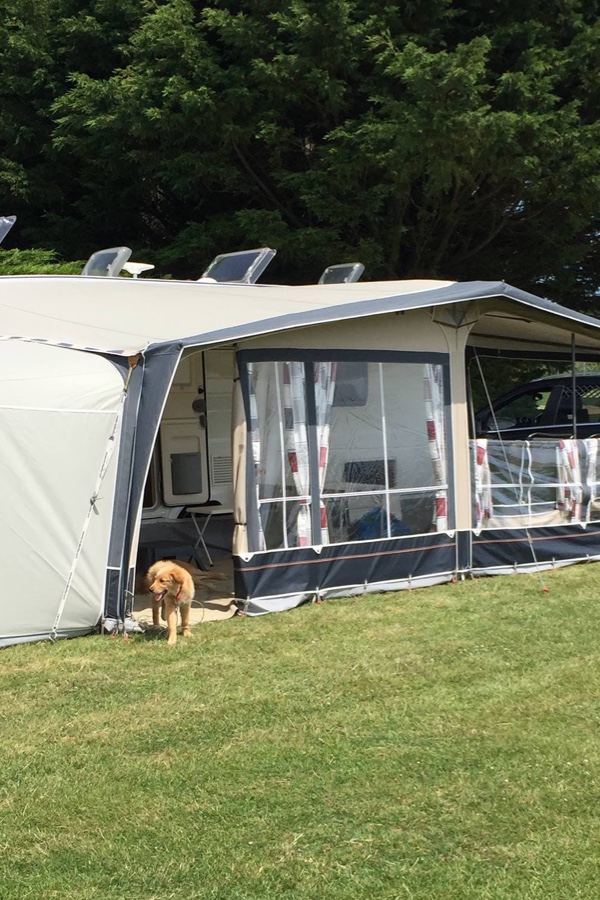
[{"x1": 2, "y1": 565, "x2": 600, "y2": 899}]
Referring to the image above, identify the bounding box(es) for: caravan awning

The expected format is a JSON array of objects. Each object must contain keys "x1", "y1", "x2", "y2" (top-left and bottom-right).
[{"x1": 1, "y1": 274, "x2": 600, "y2": 356}]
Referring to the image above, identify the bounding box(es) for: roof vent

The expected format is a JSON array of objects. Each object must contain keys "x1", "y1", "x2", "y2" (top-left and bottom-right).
[
  {"x1": 199, "y1": 248, "x2": 276, "y2": 284},
  {"x1": 81, "y1": 247, "x2": 132, "y2": 277},
  {"x1": 0, "y1": 215, "x2": 16, "y2": 245},
  {"x1": 318, "y1": 262, "x2": 364, "y2": 284}
]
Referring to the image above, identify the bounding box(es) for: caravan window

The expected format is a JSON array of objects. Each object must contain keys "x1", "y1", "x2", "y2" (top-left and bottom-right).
[
  {"x1": 241, "y1": 352, "x2": 451, "y2": 551},
  {"x1": 332, "y1": 361, "x2": 368, "y2": 407}
]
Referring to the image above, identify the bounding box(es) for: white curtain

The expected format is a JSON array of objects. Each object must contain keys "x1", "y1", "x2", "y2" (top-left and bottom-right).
[
  {"x1": 247, "y1": 362, "x2": 267, "y2": 551},
  {"x1": 423, "y1": 363, "x2": 448, "y2": 531},
  {"x1": 314, "y1": 361, "x2": 337, "y2": 544},
  {"x1": 556, "y1": 438, "x2": 583, "y2": 523},
  {"x1": 473, "y1": 438, "x2": 493, "y2": 532},
  {"x1": 283, "y1": 362, "x2": 311, "y2": 546},
  {"x1": 584, "y1": 437, "x2": 600, "y2": 522}
]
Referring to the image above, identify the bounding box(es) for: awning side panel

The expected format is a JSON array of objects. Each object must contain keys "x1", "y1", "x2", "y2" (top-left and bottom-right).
[{"x1": 0, "y1": 344, "x2": 124, "y2": 643}]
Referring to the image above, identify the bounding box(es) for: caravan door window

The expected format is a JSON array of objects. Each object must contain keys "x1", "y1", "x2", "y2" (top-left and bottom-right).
[{"x1": 242, "y1": 352, "x2": 451, "y2": 551}]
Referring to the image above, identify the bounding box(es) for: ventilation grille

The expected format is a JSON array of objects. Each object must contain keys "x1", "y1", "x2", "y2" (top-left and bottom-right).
[{"x1": 211, "y1": 455, "x2": 233, "y2": 485}]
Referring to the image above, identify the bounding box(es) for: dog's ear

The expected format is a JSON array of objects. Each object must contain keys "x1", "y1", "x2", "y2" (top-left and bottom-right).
[
  {"x1": 171, "y1": 571, "x2": 186, "y2": 600},
  {"x1": 146, "y1": 564, "x2": 164, "y2": 588}
]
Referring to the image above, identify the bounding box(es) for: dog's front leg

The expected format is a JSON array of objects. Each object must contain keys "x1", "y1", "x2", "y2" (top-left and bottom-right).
[
  {"x1": 152, "y1": 598, "x2": 161, "y2": 628},
  {"x1": 164, "y1": 597, "x2": 178, "y2": 646},
  {"x1": 180, "y1": 602, "x2": 192, "y2": 638}
]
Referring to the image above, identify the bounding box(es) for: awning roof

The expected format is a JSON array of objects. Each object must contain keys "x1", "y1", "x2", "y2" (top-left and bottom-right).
[{"x1": 1, "y1": 274, "x2": 600, "y2": 356}]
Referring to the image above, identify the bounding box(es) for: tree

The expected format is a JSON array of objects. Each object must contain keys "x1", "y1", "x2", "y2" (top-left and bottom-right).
[
  {"x1": 0, "y1": 248, "x2": 82, "y2": 275},
  {"x1": 0, "y1": 0, "x2": 146, "y2": 248},
  {"x1": 2, "y1": 1, "x2": 599, "y2": 304}
]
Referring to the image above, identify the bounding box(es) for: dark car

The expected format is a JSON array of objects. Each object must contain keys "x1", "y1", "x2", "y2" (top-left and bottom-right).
[{"x1": 474, "y1": 373, "x2": 600, "y2": 441}]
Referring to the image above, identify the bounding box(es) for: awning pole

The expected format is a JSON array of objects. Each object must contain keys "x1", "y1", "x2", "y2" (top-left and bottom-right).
[{"x1": 571, "y1": 334, "x2": 577, "y2": 440}]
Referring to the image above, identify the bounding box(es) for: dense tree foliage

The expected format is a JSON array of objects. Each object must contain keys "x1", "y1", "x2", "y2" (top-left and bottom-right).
[
  {"x1": 1, "y1": 0, "x2": 599, "y2": 303},
  {"x1": 0, "y1": 248, "x2": 81, "y2": 274}
]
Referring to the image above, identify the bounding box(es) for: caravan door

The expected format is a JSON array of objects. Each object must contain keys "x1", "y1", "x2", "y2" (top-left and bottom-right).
[{"x1": 160, "y1": 352, "x2": 209, "y2": 506}]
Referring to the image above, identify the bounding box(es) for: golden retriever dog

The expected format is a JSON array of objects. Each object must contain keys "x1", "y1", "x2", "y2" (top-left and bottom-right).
[
  {"x1": 141, "y1": 558, "x2": 226, "y2": 593},
  {"x1": 148, "y1": 561, "x2": 195, "y2": 646}
]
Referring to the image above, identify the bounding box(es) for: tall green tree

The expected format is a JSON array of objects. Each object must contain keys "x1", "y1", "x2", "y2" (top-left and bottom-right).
[
  {"x1": 0, "y1": 0, "x2": 145, "y2": 247},
  {"x1": 2, "y1": 1, "x2": 599, "y2": 303}
]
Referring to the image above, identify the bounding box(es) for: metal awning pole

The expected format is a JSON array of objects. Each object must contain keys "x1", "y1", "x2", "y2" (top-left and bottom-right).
[{"x1": 572, "y1": 333, "x2": 577, "y2": 439}]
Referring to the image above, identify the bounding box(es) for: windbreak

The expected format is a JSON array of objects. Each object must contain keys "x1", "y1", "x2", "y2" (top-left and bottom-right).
[{"x1": 471, "y1": 437, "x2": 600, "y2": 530}]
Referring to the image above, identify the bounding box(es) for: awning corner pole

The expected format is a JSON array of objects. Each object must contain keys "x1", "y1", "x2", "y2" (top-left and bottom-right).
[{"x1": 572, "y1": 333, "x2": 577, "y2": 440}]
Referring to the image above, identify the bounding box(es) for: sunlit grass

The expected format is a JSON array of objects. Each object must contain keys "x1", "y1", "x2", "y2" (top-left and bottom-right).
[{"x1": 2, "y1": 564, "x2": 600, "y2": 898}]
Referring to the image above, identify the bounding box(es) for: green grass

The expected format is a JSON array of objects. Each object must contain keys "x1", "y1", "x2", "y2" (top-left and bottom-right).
[{"x1": 2, "y1": 565, "x2": 600, "y2": 898}]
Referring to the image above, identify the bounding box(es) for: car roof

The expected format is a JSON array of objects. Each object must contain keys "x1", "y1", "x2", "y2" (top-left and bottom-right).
[
  {"x1": 529, "y1": 372, "x2": 600, "y2": 384},
  {"x1": 475, "y1": 371, "x2": 600, "y2": 417}
]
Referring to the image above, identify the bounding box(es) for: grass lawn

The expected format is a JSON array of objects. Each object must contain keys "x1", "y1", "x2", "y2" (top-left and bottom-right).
[{"x1": 2, "y1": 565, "x2": 600, "y2": 899}]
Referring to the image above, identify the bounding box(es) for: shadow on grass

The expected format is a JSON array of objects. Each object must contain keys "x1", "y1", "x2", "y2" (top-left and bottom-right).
[
  {"x1": 131, "y1": 628, "x2": 169, "y2": 643},
  {"x1": 126, "y1": 626, "x2": 210, "y2": 645},
  {"x1": 103, "y1": 626, "x2": 169, "y2": 644}
]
